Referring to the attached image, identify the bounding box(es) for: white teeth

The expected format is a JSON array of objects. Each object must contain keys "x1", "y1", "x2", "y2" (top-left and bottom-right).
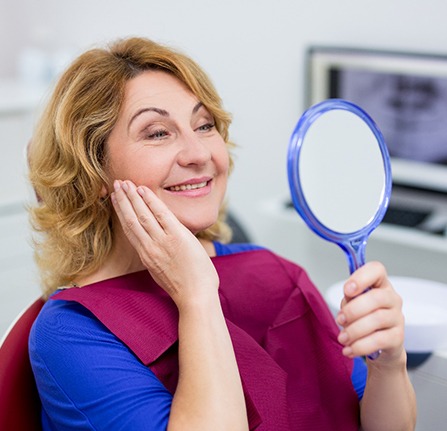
[{"x1": 168, "y1": 181, "x2": 207, "y2": 191}]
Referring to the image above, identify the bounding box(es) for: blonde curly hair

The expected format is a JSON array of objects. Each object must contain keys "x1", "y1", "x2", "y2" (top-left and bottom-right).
[{"x1": 28, "y1": 37, "x2": 234, "y2": 297}]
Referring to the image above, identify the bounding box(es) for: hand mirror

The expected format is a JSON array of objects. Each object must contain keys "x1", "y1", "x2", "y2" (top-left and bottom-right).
[{"x1": 287, "y1": 99, "x2": 392, "y2": 359}]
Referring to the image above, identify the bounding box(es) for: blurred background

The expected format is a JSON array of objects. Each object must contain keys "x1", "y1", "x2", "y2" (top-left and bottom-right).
[{"x1": 2, "y1": 1, "x2": 447, "y2": 428}]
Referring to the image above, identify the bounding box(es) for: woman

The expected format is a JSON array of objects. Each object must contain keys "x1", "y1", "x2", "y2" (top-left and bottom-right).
[{"x1": 28, "y1": 37, "x2": 416, "y2": 430}]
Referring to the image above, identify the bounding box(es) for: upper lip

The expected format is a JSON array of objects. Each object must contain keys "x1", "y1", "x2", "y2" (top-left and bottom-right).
[{"x1": 165, "y1": 176, "x2": 212, "y2": 188}]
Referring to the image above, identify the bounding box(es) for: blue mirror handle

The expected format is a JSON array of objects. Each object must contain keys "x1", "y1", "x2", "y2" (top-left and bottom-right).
[{"x1": 341, "y1": 238, "x2": 367, "y2": 275}]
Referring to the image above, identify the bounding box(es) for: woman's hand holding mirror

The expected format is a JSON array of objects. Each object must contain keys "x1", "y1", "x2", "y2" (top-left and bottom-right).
[{"x1": 336, "y1": 262, "x2": 405, "y2": 363}]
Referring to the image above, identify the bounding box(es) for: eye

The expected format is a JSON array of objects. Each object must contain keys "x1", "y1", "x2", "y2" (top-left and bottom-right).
[
  {"x1": 146, "y1": 128, "x2": 169, "y2": 140},
  {"x1": 196, "y1": 122, "x2": 215, "y2": 133}
]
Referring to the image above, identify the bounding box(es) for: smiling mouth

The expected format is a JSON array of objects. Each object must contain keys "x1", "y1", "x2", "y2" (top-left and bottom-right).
[{"x1": 167, "y1": 181, "x2": 209, "y2": 192}]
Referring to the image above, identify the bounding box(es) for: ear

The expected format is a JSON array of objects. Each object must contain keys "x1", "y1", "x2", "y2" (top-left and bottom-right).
[{"x1": 99, "y1": 184, "x2": 108, "y2": 198}]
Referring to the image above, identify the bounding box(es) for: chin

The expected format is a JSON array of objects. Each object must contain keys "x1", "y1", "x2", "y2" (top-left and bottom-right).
[
  {"x1": 178, "y1": 214, "x2": 218, "y2": 235},
  {"x1": 188, "y1": 221, "x2": 217, "y2": 236}
]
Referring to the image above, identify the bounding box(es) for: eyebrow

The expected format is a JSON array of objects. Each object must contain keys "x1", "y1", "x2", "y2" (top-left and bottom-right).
[
  {"x1": 128, "y1": 102, "x2": 204, "y2": 130},
  {"x1": 128, "y1": 107, "x2": 168, "y2": 130}
]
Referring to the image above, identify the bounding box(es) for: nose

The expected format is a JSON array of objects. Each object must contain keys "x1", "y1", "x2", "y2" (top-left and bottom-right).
[{"x1": 177, "y1": 131, "x2": 212, "y2": 167}]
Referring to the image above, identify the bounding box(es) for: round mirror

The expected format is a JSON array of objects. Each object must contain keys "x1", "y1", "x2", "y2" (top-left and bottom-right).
[
  {"x1": 287, "y1": 99, "x2": 392, "y2": 273},
  {"x1": 299, "y1": 109, "x2": 385, "y2": 233}
]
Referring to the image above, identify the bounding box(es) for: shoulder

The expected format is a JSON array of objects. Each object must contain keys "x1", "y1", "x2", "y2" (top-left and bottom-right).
[
  {"x1": 31, "y1": 295, "x2": 108, "y2": 340},
  {"x1": 31, "y1": 295, "x2": 94, "y2": 338},
  {"x1": 29, "y1": 296, "x2": 124, "y2": 365}
]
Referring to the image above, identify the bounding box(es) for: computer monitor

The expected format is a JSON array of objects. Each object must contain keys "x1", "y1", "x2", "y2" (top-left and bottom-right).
[{"x1": 306, "y1": 46, "x2": 447, "y2": 194}]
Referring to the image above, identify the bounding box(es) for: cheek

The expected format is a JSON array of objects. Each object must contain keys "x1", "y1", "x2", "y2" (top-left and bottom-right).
[
  {"x1": 106, "y1": 146, "x2": 156, "y2": 184},
  {"x1": 216, "y1": 144, "x2": 231, "y2": 175}
]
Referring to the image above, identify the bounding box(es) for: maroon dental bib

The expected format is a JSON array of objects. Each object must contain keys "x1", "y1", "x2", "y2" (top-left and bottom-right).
[{"x1": 53, "y1": 249, "x2": 360, "y2": 430}]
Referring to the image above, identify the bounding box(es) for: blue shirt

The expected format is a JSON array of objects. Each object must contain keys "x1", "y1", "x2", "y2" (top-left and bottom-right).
[{"x1": 29, "y1": 242, "x2": 367, "y2": 430}]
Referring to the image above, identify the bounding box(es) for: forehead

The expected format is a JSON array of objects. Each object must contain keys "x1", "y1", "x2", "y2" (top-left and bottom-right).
[{"x1": 123, "y1": 70, "x2": 197, "y2": 111}]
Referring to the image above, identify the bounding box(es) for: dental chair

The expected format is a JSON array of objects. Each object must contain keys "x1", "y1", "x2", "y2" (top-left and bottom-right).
[{"x1": 0, "y1": 297, "x2": 44, "y2": 430}]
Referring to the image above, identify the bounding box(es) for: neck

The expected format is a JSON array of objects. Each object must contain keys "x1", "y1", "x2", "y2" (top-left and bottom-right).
[{"x1": 73, "y1": 226, "x2": 216, "y2": 287}]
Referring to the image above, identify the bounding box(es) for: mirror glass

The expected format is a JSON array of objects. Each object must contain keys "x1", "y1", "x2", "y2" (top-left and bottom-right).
[{"x1": 299, "y1": 109, "x2": 385, "y2": 233}]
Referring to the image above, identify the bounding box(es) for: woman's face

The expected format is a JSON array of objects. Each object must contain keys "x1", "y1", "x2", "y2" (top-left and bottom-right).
[{"x1": 106, "y1": 70, "x2": 230, "y2": 234}]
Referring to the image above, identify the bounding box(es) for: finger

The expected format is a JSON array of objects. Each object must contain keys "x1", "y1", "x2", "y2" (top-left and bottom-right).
[
  {"x1": 340, "y1": 325, "x2": 404, "y2": 358},
  {"x1": 135, "y1": 185, "x2": 183, "y2": 233},
  {"x1": 337, "y1": 287, "x2": 400, "y2": 326},
  {"x1": 343, "y1": 261, "x2": 388, "y2": 300},
  {"x1": 340, "y1": 261, "x2": 390, "y2": 314},
  {"x1": 336, "y1": 285, "x2": 403, "y2": 327},
  {"x1": 111, "y1": 180, "x2": 155, "y2": 244},
  {"x1": 121, "y1": 181, "x2": 164, "y2": 237},
  {"x1": 338, "y1": 308, "x2": 402, "y2": 347},
  {"x1": 339, "y1": 296, "x2": 348, "y2": 309}
]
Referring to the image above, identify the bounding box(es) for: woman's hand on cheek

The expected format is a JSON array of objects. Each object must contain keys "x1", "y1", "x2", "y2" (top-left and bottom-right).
[
  {"x1": 336, "y1": 261, "x2": 406, "y2": 364},
  {"x1": 111, "y1": 180, "x2": 219, "y2": 310}
]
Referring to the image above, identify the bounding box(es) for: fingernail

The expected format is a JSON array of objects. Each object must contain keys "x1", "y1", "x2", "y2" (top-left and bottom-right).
[
  {"x1": 342, "y1": 346, "x2": 353, "y2": 357},
  {"x1": 137, "y1": 186, "x2": 144, "y2": 196},
  {"x1": 113, "y1": 180, "x2": 120, "y2": 192},
  {"x1": 346, "y1": 282, "x2": 357, "y2": 296},
  {"x1": 121, "y1": 181, "x2": 129, "y2": 192},
  {"x1": 337, "y1": 312, "x2": 347, "y2": 325},
  {"x1": 338, "y1": 331, "x2": 349, "y2": 344}
]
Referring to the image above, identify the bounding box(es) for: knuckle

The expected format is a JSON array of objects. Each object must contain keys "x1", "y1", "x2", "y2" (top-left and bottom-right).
[
  {"x1": 124, "y1": 217, "x2": 136, "y2": 231},
  {"x1": 370, "y1": 260, "x2": 387, "y2": 274},
  {"x1": 372, "y1": 308, "x2": 386, "y2": 326},
  {"x1": 392, "y1": 325, "x2": 405, "y2": 345},
  {"x1": 372, "y1": 307, "x2": 395, "y2": 330},
  {"x1": 138, "y1": 213, "x2": 149, "y2": 225},
  {"x1": 370, "y1": 287, "x2": 387, "y2": 308},
  {"x1": 155, "y1": 209, "x2": 170, "y2": 223},
  {"x1": 395, "y1": 293, "x2": 403, "y2": 309}
]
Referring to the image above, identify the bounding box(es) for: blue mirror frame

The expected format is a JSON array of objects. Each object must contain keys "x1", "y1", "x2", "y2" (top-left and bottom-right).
[{"x1": 287, "y1": 99, "x2": 392, "y2": 274}]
